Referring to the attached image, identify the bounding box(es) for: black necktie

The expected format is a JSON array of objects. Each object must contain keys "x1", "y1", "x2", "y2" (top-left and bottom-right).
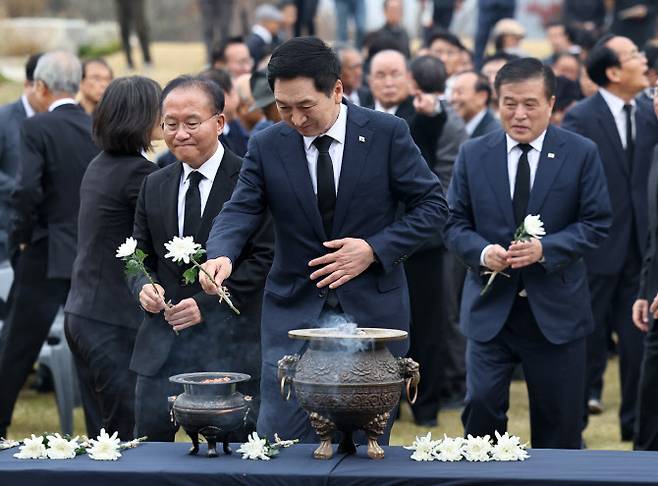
[
  {"x1": 313, "y1": 135, "x2": 336, "y2": 237},
  {"x1": 624, "y1": 104, "x2": 634, "y2": 168},
  {"x1": 513, "y1": 143, "x2": 532, "y2": 227},
  {"x1": 183, "y1": 171, "x2": 204, "y2": 237}
]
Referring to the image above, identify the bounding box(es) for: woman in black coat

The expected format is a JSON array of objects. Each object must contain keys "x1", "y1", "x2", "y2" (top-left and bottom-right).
[{"x1": 64, "y1": 76, "x2": 162, "y2": 439}]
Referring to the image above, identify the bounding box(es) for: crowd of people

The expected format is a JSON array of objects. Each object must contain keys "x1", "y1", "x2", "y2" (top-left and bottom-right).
[{"x1": 1, "y1": 0, "x2": 658, "y2": 453}]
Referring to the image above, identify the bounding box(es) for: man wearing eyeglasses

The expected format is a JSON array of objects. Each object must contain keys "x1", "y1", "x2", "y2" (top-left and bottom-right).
[
  {"x1": 128, "y1": 76, "x2": 273, "y2": 442},
  {"x1": 563, "y1": 35, "x2": 658, "y2": 442}
]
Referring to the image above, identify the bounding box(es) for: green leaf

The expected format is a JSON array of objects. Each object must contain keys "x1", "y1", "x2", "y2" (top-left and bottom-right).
[
  {"x1": 133, "y1": 248, "x2": 147, "y2": 264},
  {"x1": 182, "y1": 266, "x2": 199, "y2": 285}
]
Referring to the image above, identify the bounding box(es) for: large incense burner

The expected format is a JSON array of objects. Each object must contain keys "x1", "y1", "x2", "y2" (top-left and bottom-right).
[
  {"x1": 168, "y1": 372, "x2": 251, "y2": 457},
  {"x1": 278, "y1": 326, "x2": 419, "y2": 460}
]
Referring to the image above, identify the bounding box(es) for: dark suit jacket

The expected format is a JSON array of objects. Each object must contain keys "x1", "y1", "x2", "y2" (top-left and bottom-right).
[
  {"x1": 445, "y1": 126, "x2": 612, "y2": 344},
  {"x1": 11, "y1": 103, "x2": 99, "y2": 279},
  {"x1": 638, "y1": 146, "x2": 658, "y2": 317},
  {"x1": 0, "y1": 98, "x2": 28, "y2": 260},
  {"x1": 129, "y1": 148, "x2": 273, "y2": 376},
  {"x1": 64, "y1": 151, "x2": 157, "y2": 329},
  {"x1": 206, "y1": 102, "x2": 448, "y2": 363},
  {"x1": 471, "y1": 109, "x2": 501, "y2": 138},
  {"x1": 245, "y1": 31, "x2": 273, "y2": 67},
  {"x1": 219, "y1": 120, "x2": 249, "y2": 157},
  {"x1": 562, "y1": 91, "x2": 658, "y2": 275}
]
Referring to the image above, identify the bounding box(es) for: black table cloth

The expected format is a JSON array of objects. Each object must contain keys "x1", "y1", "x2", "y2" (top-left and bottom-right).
[{"x1": 2, "y1": 442, "x2": 658, "y2": 486}]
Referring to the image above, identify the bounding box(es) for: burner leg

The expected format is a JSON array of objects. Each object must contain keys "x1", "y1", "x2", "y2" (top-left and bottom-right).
[
  {"x1": 207, "y1": 438, "x2": 218, "y2": 458},
  {"x1": 188, "y1": 432, "x2": 199, "y2": 455},
  {"x1": 223, "y1": 437, "x2": 232, "y2": 455},
  {"x1": 364, "y1": 412, "x2": 389, "y2": 460},
  {"x1": 309, "y1": 412, "x2": 335, "y2": 460},
  {"x1": 337, "y1": 429, "x2": 356, "y2": 455}
]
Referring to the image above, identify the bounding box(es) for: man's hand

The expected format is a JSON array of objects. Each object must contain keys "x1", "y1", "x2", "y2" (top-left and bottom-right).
[
  {"x1": 164, "y1": 298, "x2": 203, "y2": 332},
  {"x1": 633, "y1": 298, "x2": 650, "y2": 332},
  {"x1": 412, "y1": 92, "x2": 438, "y2": 116},
  {"x1": 483, "y1": 244, "x2": 509, "y2": 272},
  {"x1": 308, "y1": 238, "x2": 375, "y2": 289},
  {"x1": 506, "y1": 239, "x2": 543, "y2": 269},
  {"x1": 200, "y1": 257, "x2": 233, "y2": 295},
  {"x1": 139, "y1": 283, "x2": 166, "y2": 314},
  {"x1": 650, "y1": 293, "x2": 658, "y2": 320}
]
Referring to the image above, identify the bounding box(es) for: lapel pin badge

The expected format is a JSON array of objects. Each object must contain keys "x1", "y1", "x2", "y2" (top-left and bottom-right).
[
  {"x1": 547, "y1": 152, "x2": 555, "y2": 159},
  {"x1": 358, "y1": 135, "x2": 366, "y2": 143}
]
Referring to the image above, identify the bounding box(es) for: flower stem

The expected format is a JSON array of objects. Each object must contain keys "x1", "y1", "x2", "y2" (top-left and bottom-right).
[
  {"x1": 480, "y1": 271, "x2": 498, "y2": 296},
  {"x1": 138, "y1": 262, "x2": 178, "y2": 335},
  {"x1": 191, "y1": 257, "x2": 240, "y2": 315}
]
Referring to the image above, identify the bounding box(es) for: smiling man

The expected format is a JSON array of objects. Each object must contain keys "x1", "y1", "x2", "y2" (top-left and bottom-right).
[
  {"x1": 444, "y1": 57, "x2": 612, "y2": 448},
  {"x1": 200, "y1": 36, "x2": 448, "y2": 443}
]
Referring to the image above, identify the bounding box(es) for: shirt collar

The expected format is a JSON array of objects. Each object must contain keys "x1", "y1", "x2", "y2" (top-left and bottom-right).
[
  {"x1": 252, "y1": 24, "x2": 272, "y2": 44},
  {"x1": 181, "y1": 143, "x2": 224, "y2": 184},
  {"x1": 465, "y1": 109, "x2": 487, "y2": 136},
  {"x1": 374, "y1": 100, "x2": 398, "y2": 115},
  {"x1": 599, "y1": 87, "x2": 635, "y2": 115},
  {"x1": 506, "y1": 129, "x2": 547, "y2": 155},
  {"x1": 20, "y1": 94, "x2": 35, "y2": 118},
  {"x1": 48, "y1": 97, "x2": 77, "y2": 112},
  {"x1": 303, "y1": 103, "x2": 348, "y2": 151}
]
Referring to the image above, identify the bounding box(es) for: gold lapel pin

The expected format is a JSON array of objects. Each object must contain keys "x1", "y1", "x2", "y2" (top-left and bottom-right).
[{"x1": 358, "y1": 135, "x2": 366, "y2": 143}]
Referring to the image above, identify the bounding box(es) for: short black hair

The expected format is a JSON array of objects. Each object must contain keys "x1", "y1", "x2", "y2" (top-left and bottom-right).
[
  {"x1": 267, "y1": 37, "x2": 340, "y2": 96},
  {"x1": 481, "y1": 51, "x2": 519, "y2": 67},
  {"x1": 211, "y1": 36, "x2": 246, "y2": 65},
  {"x1": 585, "y1": 34, "x2": 618, "y2": 87},
  {"x1": 82, "y1": 58, "x2": 113, "y2": 79},
  {"x1": 427, "y1": 29, "x2": 465, "y2": 51},
  {"x1": 199, "y1": 68, "x2": 233, "y2": 94},
  {"x1": 494, "y1": 57, "x2": 556, "y2": 100},
  {"x1": 364, "y1": 30, "x2": 406, "y2": 61},
  {"x1": 161, "y1": 75, "x2": 225, "y2": 113},
  {"x1": 554, "y1": 75, "x2": 582, "y2": 111},
  {"x1": 25, "y1": 52, "x2": 43, "y2": 82},
  {"x1": 458, "y1": 70, "x2": 493, "y2": 104},
  {"x1": 410, "y1": 55, "x2": 446, "y2": 93},
  {"x1": 93, "y1": 76, "x2": 161, "y2": 154}
]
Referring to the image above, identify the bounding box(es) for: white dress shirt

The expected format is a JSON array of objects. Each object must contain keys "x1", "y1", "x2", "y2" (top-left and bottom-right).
[
  {"x1": 48, "y1": 97, "x2": 77, "y2": 112},
  {"x1": 302, "y1": 103, "x2": 348, "y2": 196},
  {"x1": 177, "y1": 143, "x2": 225, "y2": 237},
  {"x1": 347, "y1": 90, "x2": 361, "y2": 106},
  {"x1": 480, "y1": 130, "x2": 547, "y2": 266},
  {"x1": 21, "y1": 94, "x2": 35, "y2": 118},
  {"x1": 252, "y1": 24, "x2": 273, "y2": 44},
  {"x1": 464, "y1": 109, "x2": 487, "y2": 137},
  {"x1": 374, "y1": 100, "x2": 398, "y2": 115},
  {"x1": 598, "y1": 88, "x2": 635, "y2": 149}
]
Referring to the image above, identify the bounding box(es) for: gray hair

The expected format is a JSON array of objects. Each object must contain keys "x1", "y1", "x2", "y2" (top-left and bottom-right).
[{"x1": 33, "y1": 50, "x2": 82, "y2": 95}]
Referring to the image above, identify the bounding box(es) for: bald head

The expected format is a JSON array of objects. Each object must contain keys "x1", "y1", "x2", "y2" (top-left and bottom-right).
[{"x1": 369, "y1": 50, "x2": 409, "y2": 109}]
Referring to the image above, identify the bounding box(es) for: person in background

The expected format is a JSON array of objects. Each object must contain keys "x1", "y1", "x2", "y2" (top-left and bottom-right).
[
  {"x1": 611, "y1": 1, "x2": 657, "y2": 52},
  {"x1": 551, "y1": 52, "x2": 581, "y2": 82},
  {"x1": 278, "y1": 0, "x2": 298, "y2": 41},
  {"x1": 64, "y1": 76, "x2": 161, "y2": 439},
  {"x1": 335, "y1": 44, "x2": 368, "y2": 106},
  {"x1": 450, "y1": 70, "x2": 501, "y2": 137},
  {"x1": 198, "y1": 0, "x2": 236, "y2": 66},
  {"x1": 334, "y1": 0, "x2": 366, "y2": 48},
  {"x1": 0, "y1": 51, "x2": 99, "y2": 438},
  {"x1": 294, "y1": 0, "x2": 318, "y2": 36},
  {"x1": 114, "y1": 0, "x2": 152, "y2": 70},
  {"x1": 250, "y1": 70, "x2": 281, "y2": 134},
  {"x1": 78, "y1": 58, "x2": 113, "y2": 115},
  {"x1": 235, "y1": 73, "x2": 265, "y2": 134},
  {"x1": 480, "y1": 52, "x2": 519, "y2": 114},
  {"x1": 428, "y1": 30, "x2": 466, "y2": 78},
  {"x1": 373, "y1": 0, "x2": 411, "y2": 58},
  {"x1": 544, "y1": 20, "x2": 576, "y2": 64},
  {"x1": 246, "y1": 4, "x2": 284, "y2": 67},
  {"x1": 491, "y1": 18, "x2": 527, "y2": 58},
  {"x1": 473, "y1": 0, "x2": 516, "y2": 68},
  {"x1": 550, "y1": 75, "x2": 582, "y2": 126},
  {"x1": 211, "y1": 37, "x2": 254, "y2": 78}
]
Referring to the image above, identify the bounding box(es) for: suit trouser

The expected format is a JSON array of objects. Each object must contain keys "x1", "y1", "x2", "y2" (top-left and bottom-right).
[
  {"x1": 474, "y1": 0, "x2": 515, "y2": 68},
  {"x1": 635, "y1": 320, "x2": 658, "y2": 450},
  {"x1": 334, "y1": 0, "x2": 366, "y2": 48},
  {"x1": 64, "y1": 313, "x2": 137, "y2": 439},
  {"x1": 0, "y1": 240, "x2": 70, "y2": 435},
  {"x1": 462, "y1": 296, "x2": 585, "y2": 449},
  {"x1": 198, "y1": 0, "x2": 236, "y2": 64},
  {"x1": 294, "y1": 0, "x2": 319, "y2": 37},
  {"x1": 586, "y1": 252, "x2": 644, "y2": 439},
  {"x1": 115, "y1": 0, "x2": 151, "y2": 67}
]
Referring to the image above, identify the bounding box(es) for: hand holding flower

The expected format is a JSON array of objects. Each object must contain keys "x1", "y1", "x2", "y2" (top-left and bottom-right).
[
  {"x1": 484, "y1": 244, "x2": 509, "y2": 272},
  {"x1": 506, "y1": 238, "x2": 543, "y2": 269},
  {"x1": 164, "y1": 298, "x2": 203, "y2": 332},
  {"x1": 139, "y1": 283, "x2": 167, "y2": 314}
]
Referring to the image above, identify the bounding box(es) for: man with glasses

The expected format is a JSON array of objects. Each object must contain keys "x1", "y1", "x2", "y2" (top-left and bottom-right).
[
  {"x1": 128, "y1": 76, "x2": 273, "y2": 441},
  {"x1": 563, "y1": 35, "x2": 658, "y2": 442}
]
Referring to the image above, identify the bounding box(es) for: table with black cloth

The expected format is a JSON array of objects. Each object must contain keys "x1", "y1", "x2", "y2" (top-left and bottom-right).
[{"x1": 2, "y1": 442, "x2": 658, "y2": 486}]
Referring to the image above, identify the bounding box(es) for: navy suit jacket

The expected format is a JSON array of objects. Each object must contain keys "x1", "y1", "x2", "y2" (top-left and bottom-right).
[
  {"x1": 444, "y1": 126, "x2": 612, "y2": 345},
  {"x1": 562, "y1": 91, "x2": 658, "y2": 275},
  {"x1": 471, "y1": 109, "x2": 501, "y2": 138},
  {"x1": 207, "y1": 102, "x2": 448, "y2": 363}
]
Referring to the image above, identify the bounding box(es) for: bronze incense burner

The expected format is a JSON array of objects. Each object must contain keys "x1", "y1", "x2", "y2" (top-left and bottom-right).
[{"x1": 278, "y1": 327, "x2": 419, "y2": 460}]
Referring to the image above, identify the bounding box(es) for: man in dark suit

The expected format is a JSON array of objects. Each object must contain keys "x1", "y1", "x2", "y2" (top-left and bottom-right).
[
  {"x1": 200, "y1": 37, "x2": 447, "y2": 442},
  {"x1": 335, "y1": 44, "x2": 370, "y2": 107},
  {"x1": 130, "y1": 76, "x2": 273, "y2": 441},
  {"x1": 0, "y1": 51, "x2": 99, "y2": 438},
  {"x1": 451, "y1": 70, "x2": 501, "y2": 138},
  {"x1": 445, "y1": 58, "x2": 612, "y2": 448},
  {"x1": 562, "y1": 35, "x2": 658, "y2": 440},
  {"x1": 245, "y1": 4, "x2": 283, "y2": 68}
]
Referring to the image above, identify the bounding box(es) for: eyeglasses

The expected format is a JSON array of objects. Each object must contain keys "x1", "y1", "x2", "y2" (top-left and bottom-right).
[
  {"x1": 620, "y1": 51, "x2": 646, "y2": 64},
  {"x1": 161, "y1": 113, "x2": 219, "y2": 133}
]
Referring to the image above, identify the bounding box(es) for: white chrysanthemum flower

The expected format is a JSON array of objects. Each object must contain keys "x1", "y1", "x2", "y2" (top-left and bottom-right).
[
  {"x1": 45, "y1": 433, "x2": 78, "y2": 460},
  {"x1": 463, "y1": 434, "x2": 493, "y2": 462},
  {"x1": 236, "y1": 432, "x2": 270, "y2": 460},
  {"x1": 116, "y1": 237, "x2": 138, "y2": 258},
  {"x1": 404, "y1": 432, "x2": 440, "y2": 461},
  {"x1": 436, "y1": 434, "x2": 464, "y2": 462},
  {"x1": 523, "y1": 214, "x2": 545, "y2": 239},
  {"x1": 87, "y1": 428, "x2": 122, "y2": 461},
  {"x1": 164, "y1": 236, "x2": 202, "y2": 264},
  {"x1": 13, "y1": 435, "x2": 47, "y2": 459},
  {"x1": 491, "y1": 431, "x2": 529, "y2": 461}
]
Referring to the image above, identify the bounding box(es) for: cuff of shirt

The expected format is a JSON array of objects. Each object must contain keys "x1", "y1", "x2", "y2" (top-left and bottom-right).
[{"x1": 480, "y1": 244, "x2": 493, "y2": 267}]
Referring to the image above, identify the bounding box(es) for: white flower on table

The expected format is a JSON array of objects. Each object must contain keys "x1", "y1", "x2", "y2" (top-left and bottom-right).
[
  {"x1": 115, "y1": 237, "x2": 138, "y2": 258},
  {"x1": 436, "y1": 434, "x2": 465, "y2": 462},
  {"x1": 164, "y1": 236, "x2": 202, "y2": 264},
  {"x1": 13, "y1": 434, "x2": 47, "y2": 459},
  {"x1": 404, "y1": 432, "x2": 440, "y2": 462},
  {"x1": 236, "y1": 432, "x2": 270, "y2": 460},
  {"x1": 462, "y1": 434, "x2": 493, "y2": 462},
  {"x1": 45, "y1": 433, "x2": 78, "y2": 460},
  {"x1": 491, "y1": 431, "x2": 529, "y2": 461},
  {"x1": 87, "y1": 428, "x2": 122, "y2": 461}
]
